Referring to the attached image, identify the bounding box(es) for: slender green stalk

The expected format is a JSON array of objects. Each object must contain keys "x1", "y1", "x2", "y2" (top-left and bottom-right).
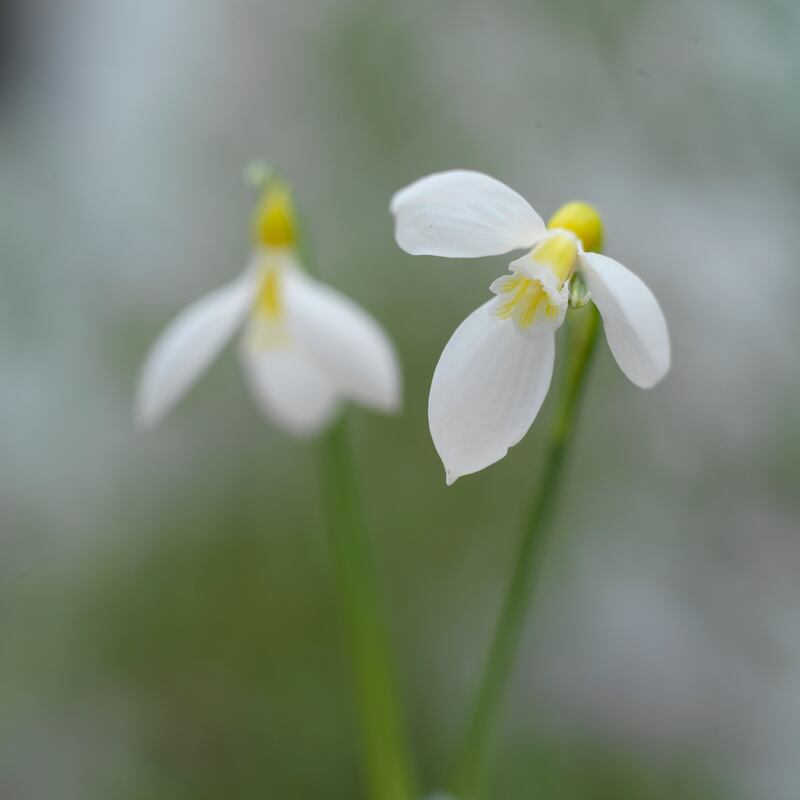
[
  {"x1": 448, "y1": 305, "x2": 602, "y2": 800},
  {"x1": 316, "y1": 415, "x2": 416, "y2": 800}
]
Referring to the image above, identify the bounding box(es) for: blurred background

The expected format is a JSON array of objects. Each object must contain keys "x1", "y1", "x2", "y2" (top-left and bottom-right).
[{"x1": 1, "y1": 0, "x2": 799, "y2": 797}]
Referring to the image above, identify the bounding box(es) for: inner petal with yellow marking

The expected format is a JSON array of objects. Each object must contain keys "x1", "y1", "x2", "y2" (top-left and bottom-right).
[
  {"x1": 256, "y1": 263, "x2": 283, "y2": 320},
  {"x1": 246, "y1": 262, "x2": 290, "y2": 350},
  {"x1": 489, "y1": 233, "x2": 578, "y2": 334}
]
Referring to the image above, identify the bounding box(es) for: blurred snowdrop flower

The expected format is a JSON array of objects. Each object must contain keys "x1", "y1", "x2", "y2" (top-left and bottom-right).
[
  {"x1": 136, "y1": 180, "x2": 401, "y2": 435},
  {"x1": 391, "y1": 170, "x2": 670, "y2": 483}
]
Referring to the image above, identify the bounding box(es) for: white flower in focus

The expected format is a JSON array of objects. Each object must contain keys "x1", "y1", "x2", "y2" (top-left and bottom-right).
[
  {"x1": 136, "y1": 181, "x2": 401, "y2": 435},
  {"x1": 391, "y1": 170, "x2": 670, "y2": 484}
]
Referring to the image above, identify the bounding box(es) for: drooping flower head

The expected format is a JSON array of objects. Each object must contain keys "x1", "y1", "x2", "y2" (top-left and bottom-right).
[
  {"x1": 136, "y1": 177, "x2": 401, "y2": 435},
  {"x1": 391, "y1": 170, "x2": 670, "y2": 484}
]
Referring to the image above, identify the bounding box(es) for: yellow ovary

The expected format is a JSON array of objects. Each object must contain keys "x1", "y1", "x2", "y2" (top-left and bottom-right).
[
  {"x1": 547, "y1": 201, "x2": 603, "y2": 253},
  {"x1": 252, "y1": 181, "x2": 297, "y2": 248}
]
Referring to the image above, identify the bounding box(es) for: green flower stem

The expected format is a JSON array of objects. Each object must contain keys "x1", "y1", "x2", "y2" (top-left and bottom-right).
[
  {"x1": 448, "y1": 304, "x2": 602, "y2": 800},
  {"x1": 316, "y1": 415, "x2": 416, "y2": 800}
]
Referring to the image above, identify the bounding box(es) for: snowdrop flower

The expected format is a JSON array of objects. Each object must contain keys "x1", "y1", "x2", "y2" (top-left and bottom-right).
[
  {"x1": 136, "y1": 180, "x2": 401, "y2": 435},
  {"x1": 391, "y1": 170, "x2": 670, "y2": 484}
]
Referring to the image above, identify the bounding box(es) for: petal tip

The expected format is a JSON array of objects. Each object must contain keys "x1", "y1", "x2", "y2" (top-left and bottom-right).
[
  {"x1": 134, "y1": 409, "x2": 154, "y2": 431},
  {"x1": 625, "y1": 333, "x2": 671, "y2": 389},
  {"x1": 388, "y1": 190, "x2": 402, "y2": 215},
  {"x1": 133, "y1": 388, "x2": 159, "y2": 431},
  {"x1": 637, "y1": 359, "x2": 671, "y2": 390},
  {"x1": 383, "y1": 381, "x2": 404, "y2": 414},
  {"x1": 135, "y1": 403, "x2": 165, "y2": 432},
  {"x1": 384, "y1": 397, "x2": 403, "y2": 416}
]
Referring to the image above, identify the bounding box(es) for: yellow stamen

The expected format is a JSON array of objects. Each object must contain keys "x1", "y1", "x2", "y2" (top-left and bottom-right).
[
  {"x1": 252, "y1": 181, "x2": 297, "y2": 248},
  {"x1": 519, "y1": 287, "x2": 544, "y2": 328},
  {"x1": 547, "y1": 201, "x2": 604, "y2": 252}
]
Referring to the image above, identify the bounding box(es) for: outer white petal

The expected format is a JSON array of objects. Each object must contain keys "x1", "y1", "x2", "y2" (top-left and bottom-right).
[
  {"x1": 579, "y1": 252, "x2": 670, "y2": 389},
  {"x1": 239, "y1": 316, "x2": 337, "y2": 436},
  {"x1": 284, "y1": 271, "x2": 401, "y2": 413},
  {"x1": 429, "y1": 301, "x2": 555, "y2": 484},
  {"x1": 390, "y1": 170, "x2": 546, "y2": 258},
  {"x1": 135, "y1": 273, "x2": 257, "y2": 429},
  {"x1": 243, "y1": 353, "x2": 339, "y2": 436}
]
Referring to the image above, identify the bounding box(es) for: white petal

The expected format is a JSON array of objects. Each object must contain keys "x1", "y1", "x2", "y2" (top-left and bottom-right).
[
  {"x1": 135, "y1": 273, "x2": 257, "y2": 429},
  {"x1": 239, "y1": 328, "x2": 339, "y2": 437},
  {"x1": 284, "y1": 271, "x2": 401, "y2": 413},
  {"x1": 390, "y1": 170, "x2": 546, "y2": 258},
  {"x1": 579, "y1": 252, "x2": 670, "y2": 389},
  {"x1": 429, "y1": 301, "x2": 555, "y2": 484}
]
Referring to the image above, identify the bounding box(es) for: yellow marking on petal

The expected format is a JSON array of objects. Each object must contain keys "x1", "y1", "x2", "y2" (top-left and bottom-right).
[
  {"x1": 252, "y1": 181, "x2": 297, "y2": 248},
  {"x1": 494, "y1": 302, "x2": 512, "y2": 320},
  {"x1": 247, "y1": 263, "x2": 291, "y2": 350},
  {"x1": 495, "y1": 302, "x2": 514, "y2": 320},
  {"x1": 500, "y1": 275, "x2": 524, "y2": 293},
  {"x1": 256, "y1": 265, "x2": 282, "y2": 319},
  {"x1": 493, "y1": 276, "x2": 549, "y2": 329},
  {"x1": 498, "y1": 280, "x2": 530, "y2": 317},
  {"x1": 547, "y1": 201, "x2": 604, "y2": 252},
  {"x1": 506, "y1": 278, "x2": 531, "y2": 314},
  {"x1": 519, "y1": 287, "x2": 544, "y2": 328}
]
